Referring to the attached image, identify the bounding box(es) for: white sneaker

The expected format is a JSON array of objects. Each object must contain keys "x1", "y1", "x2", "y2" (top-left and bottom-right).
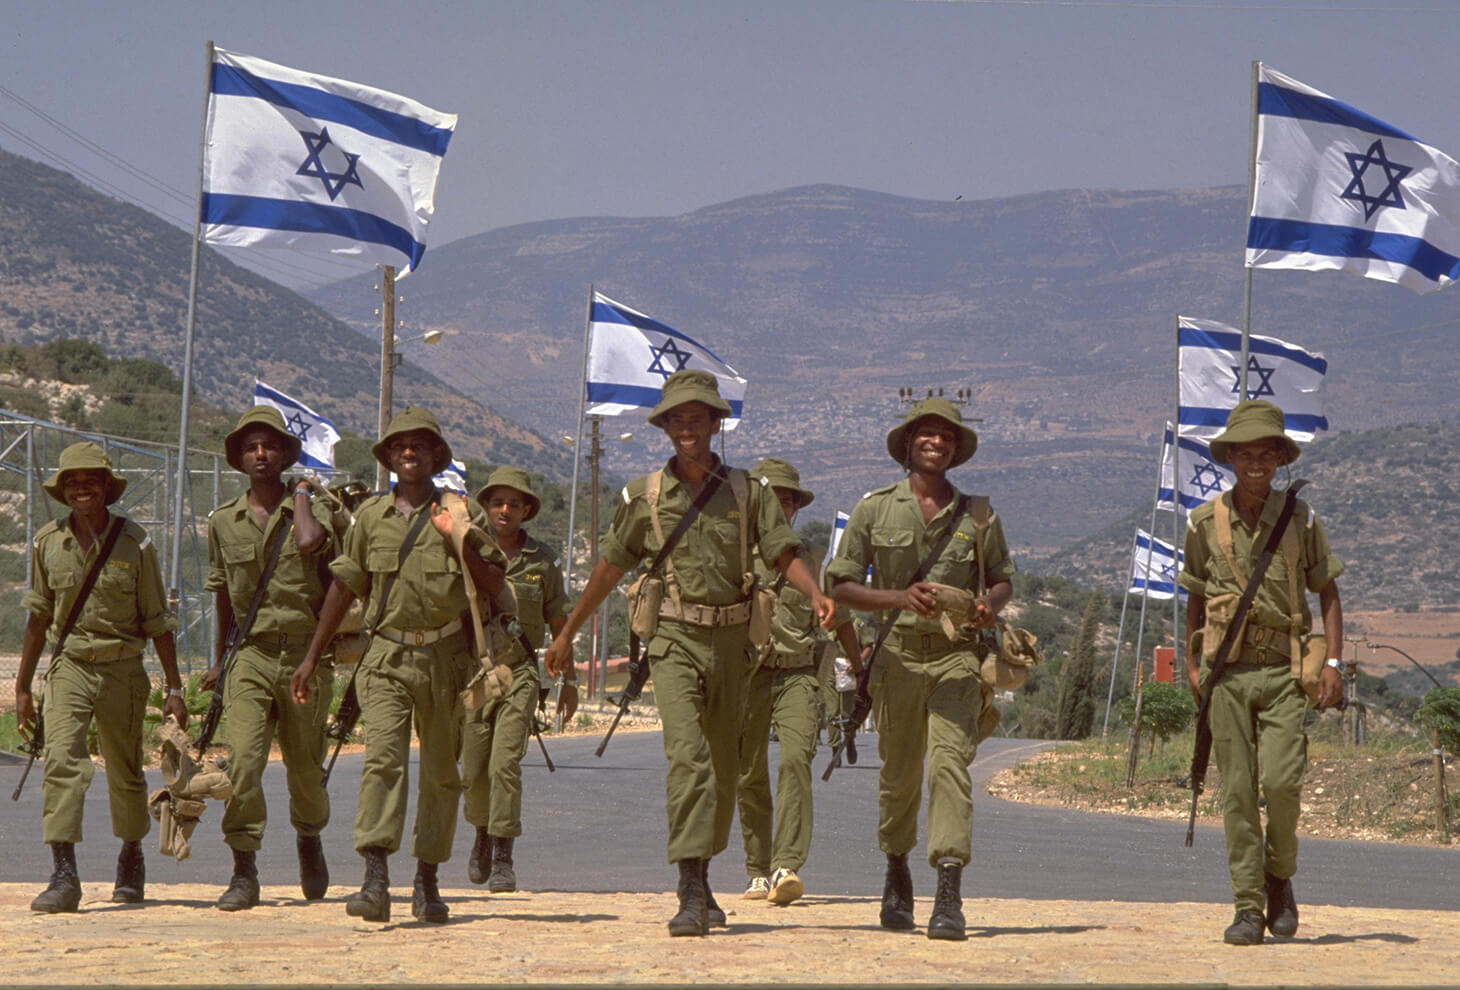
[
  {"x1": 767, "y1": 867, "x2": 804, "y2": 906},
  {"x1": 743, "y1": 876, "x2": 770, "y2": 900}
]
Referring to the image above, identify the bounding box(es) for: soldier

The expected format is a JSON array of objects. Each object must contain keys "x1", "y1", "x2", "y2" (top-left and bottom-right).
[
  {"x1": 826, "y1": 397, "x2": 1014, "y2": 941},
  {"x1": 290, "y1": 407, "x2": 507, "y2": 924},
  {"x1": 15, "y1": 441, "x2": 186, "y2": 913},
  {"x1": 736, "y1": 458, "x2": 862, "y2": 906},
  {"x1": 203, "y1": 407, "x2": 336, "y2": 911},
  {"x1": 1177, "y1": 400, "x2": 1344, "y2": 945},
  {"x1": 542, "y1": 370, "x2": 833, "y2": 937},
  {"x1": 461, "y1": 466, "x2": 572, "y2": 892}
]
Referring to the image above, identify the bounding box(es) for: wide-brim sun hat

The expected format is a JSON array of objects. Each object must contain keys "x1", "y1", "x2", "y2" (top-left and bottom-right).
[
  {"x1": 647, "y1": 369, "x2": 733, "y2": 428},
  {"x1": 372, "y1": 406, "x2": 454, "y2": 475},
  {"x1": 751, "y1": 457, "x2": 815, "y2": 509},
  {"x1": 474, "y1": 466, "x2": 541, "y2": 522},
  {"x1": 224, "y1": 406, "x2": 302, "y2": 473},
  {"x1": 1207, "y1": 399, "x2": 1301, "y2": 466},
  {"x1": 44, "y1": 441, "x2": 127, "y2": 505},
  {"x1": 886, "y1": 397, "x2": 979, "y2": 468}
]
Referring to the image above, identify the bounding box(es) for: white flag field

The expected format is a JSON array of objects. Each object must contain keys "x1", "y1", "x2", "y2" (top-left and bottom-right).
[
  {"x1": 252, "y1": 380, "x2": 341, "y2": 474},
  {"x1": 1246, "y1": 62, "x2": 1460, "y2": 294},
  {"x1": 824, "y1": 510, "x2": 851, "y2": 578},
  {"x1": 584, "y1": 292, "x2": 748, "y2": 430},
  {"x1": 1129, "y1": 529, "x2": 1184, "y2": 601},
  {"x1": 1157, "y1": 422, "x2": 1234, "y2": 512},
  {"x1": 390, "y1": 458, "x2": 466, "y2": 492},
  {"x1": 1177, "y1": 317, "x2": 1327, "y2": 440},
  {"x1": 202, "y1": 47, "x2": 457, "y2": 274}
]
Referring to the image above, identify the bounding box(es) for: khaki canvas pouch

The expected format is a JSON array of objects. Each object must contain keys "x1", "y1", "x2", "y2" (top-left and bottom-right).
[{"x1": 627, "y1": 572, "x2": 664, "y2": 639}]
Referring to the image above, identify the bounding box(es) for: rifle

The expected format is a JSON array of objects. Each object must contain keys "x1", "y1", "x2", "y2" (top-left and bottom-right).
[
  {"x1": 193, "y1": 623, "x2": 237, "y2": 757},
  {"x1": 11, "y1": 697, "x2": 43, "y2": 802},
  {"x1": 1185, "y1": 482, "x2": 1306, "y2": 847},
  {"x1": 595, "y1": 641, "x2": 651, "y2": 758},
  {"x1": 530, "y1": 695, "x2": 556, "y2": 772}
]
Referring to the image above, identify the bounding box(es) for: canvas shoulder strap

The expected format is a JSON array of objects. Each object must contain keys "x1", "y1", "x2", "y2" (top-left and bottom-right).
[
  {"x1": 965, "y1": 495, "x2": 992, "y2": 597},
  {"x1": 643, "y1": 467, "x2": 725, "y2": 614},
  {"x1": 49, "y1": 515, "x2": 126, "y2": 663},
  {"x1": 728, "y1": 468, "x2": 751, "y2": 595},
  {"x1": 229, "y1": 512, "x2": 294, "y2": 648},
  {"x1": 1280, "y1": 503, "x2": 1305, "y2": 678}
]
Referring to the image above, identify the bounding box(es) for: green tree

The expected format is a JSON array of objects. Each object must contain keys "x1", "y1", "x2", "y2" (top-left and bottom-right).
[
  {"x1": 1116, "y1": 681, "x2": 1195, "y2": 755},
  {"x1": 1055, "y1": 591, "x2": 1102, "y2": 739},
  {"x1": 1417, "y1": 687, "x2": 1460, "y2": 756}
]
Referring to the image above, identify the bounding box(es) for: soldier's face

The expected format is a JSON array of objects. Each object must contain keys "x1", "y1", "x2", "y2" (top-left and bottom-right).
[
  {"x1": 386, "y1": 430, "x2": 440, "y2": 482},
  {"x1": 1229, "y1": 438, "x2": 1283, "y2": 496},
  {"x1": 484, "y1": 488, "x2": 529, "y2": 540},
  {"x1": 662, "y1": 402, "x2": 721, "y2": 461},
  {"x1": 239, "y1": 427, "x2": 288, "y2": 480},
  {"x1": 907, "y1": 419, "x2": 957, "y2": 473},
  {"x1": 773, "y1": 486, "x2": 800, "y2": 524},
  {"x1": 61, "y1": 469, "x2": 109, "y2": 514}
]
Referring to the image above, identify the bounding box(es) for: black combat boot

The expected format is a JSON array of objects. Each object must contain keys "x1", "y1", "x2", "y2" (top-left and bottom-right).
[
  {"x1": 879, "y1": 852, "x2": 915, "y2": 931},
  {"x1": 701, "y1": 858, "x2": 727, "y2": 927},
  {"x1": 1264, "y1": 871, "x2": 1299, "y2": 937},
  {"x1": 412, "y1": 859, "x2": 449, "y2": 924},
  {"x1": 297, "y1": 833, "x2": 329, "y2": 900},
  {"x1": 112, "y1": 839, "x2": 145, "y2": 903},
  {"x1": 926, "y1": 858, "x2": 967, "y2": 941},
  {"x1": 668, "y1": 858, "x2": 708, "y2": 937},
  {"x1": 31, "y1": 842, "x2": 81, "y2": 914},
  {"x1": 1224, "y1": 909, "x2": 1266, "y2": 945},
  {"x1": 487, "y1": 836, "x2": 517, "y2": 893},
  {"x1": 217, "y1": 848, "x2": 261, "y2": 912},
  {"x1": 345, "y1": 846, "x2": 390, "y2": 922},
  {"x1": 468, "y1": 826, "x2": 492, "y2": 886}
]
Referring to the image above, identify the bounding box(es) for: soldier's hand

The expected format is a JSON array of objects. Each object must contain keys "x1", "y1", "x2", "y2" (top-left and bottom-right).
[
  {"x1": 15, "y1": 689, "x2": 36, "y2": 742},
  {"x1": 900, "y1": 582, "x2": 938, "y2": 618},
  {"x1": 1186, "y1": 664, "x2": 1202, "y2": 707},
  {"x1": 970, "y1": 596, "x2": 998, "y2": 630},
  {"x1": 429, "y1": 502, "x2": 455, "y2": 538},
  {"x1": 557, "y1": 680, "x2": 579, "y2": 722},
  {"x1": 291, "y1": 658, "x2": 318, "y2": 704},
  {"x1": 1317, "y1": 665, "x2": 1343, "y2": 709},
  {"x1": 200, "y1": 664, "x2": 223, "y2": 692},
  {"x1": 542, "y1": 638, "x2": 570, "y2": 678},
  {"x1": 163, "y1": 694, "x2": 189, "y2": 729},
  {"x1": 849, "y1": 644, "x2": 871, "y2": 676},
  {"x1": 812, "y1": 592, "x2": 837, "y2": 629}
]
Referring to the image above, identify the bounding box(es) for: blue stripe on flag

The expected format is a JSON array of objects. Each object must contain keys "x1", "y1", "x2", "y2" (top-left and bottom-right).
[
  {"x1": 1257, "y1": 80, "x2": 1416, "y2": 142},
  {"x1": 1247, "y1": 217, "x2": 1460, "y2": 286},
  {"x1": 1178, "y1": 406, "x2": 1328, "y2": 434},
  {"x1": 585, "y1": 381, "x2": 745, "y2": 418},
  {"x1": 1177, "y1": 323, "x2": 1328, "y2": 375},
  {"x1": 202, "y1": 193, "x2": 425, "y2": 270},
  {"x1": 211, "y1": 63, "x2": 453, "y2": 156},
  {"x1": 1156, "y1": 485, "x2": 1205, "y2": 512},
  {"x1": 591, "y1": 301, "x2": 735, "y2": 368}
]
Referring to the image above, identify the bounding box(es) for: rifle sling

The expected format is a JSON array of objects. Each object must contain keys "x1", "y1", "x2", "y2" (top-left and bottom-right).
[
  {"x1": 368, "y1": 493, "x2": 439, "y2": 634},
  {"x1": 48, "y1": 515, "x2": 127, "y2": 666},
  {"x1": 223, "y1": 512, "x2": 295, "y2": 659}
]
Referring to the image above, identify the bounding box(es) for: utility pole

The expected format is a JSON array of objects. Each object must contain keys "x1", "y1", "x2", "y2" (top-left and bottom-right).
[{"x1": 375, "y1": 265, "x2": 397, "y2": 491}]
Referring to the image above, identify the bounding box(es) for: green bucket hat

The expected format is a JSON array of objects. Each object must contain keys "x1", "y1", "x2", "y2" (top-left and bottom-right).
[
  {"x1": 886, "y1": 397, "x2": 979, "y2": 468},
  {"x1": 224, "y1": 406, "x2": 302, "y2": 473},
  {"x1": 372, "y1": 406, "x2": 453, "y2": 475},
  {"x1": 647, "y1": 370, "x2": 733, "y2": 428},
  {"x1": 475, "y1": 466, "x2": 541, "y2": 522},
  {"x1": 44, "y1": 441, "x2": 127, "y2": 505},
  {"x1": 751, "y1": 457, "x2": 815, "y2": 509},
  {"x1": 1207, "y1": 399, "x2": 1301, "y2": 466}
]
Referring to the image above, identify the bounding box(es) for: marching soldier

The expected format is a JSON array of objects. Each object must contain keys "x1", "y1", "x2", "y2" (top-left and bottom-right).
[
  {"x1": 736, "y1": 458, "x2": 862, "y2": 906},
  {"x1": 461, "y1": 466, "x2": 572, "y2": 892},
  {"x1": 542, "y1": 370, "x2": 833, "y2": 936},
  {"x1": 15, "y1": 441, "x2": 186, "y2": 913},
  {"x1": 827, "y1": 398, "x2": 1014, "y2": 941},
  {"x1": 1178, "y1": 400, "x2": 1344, "y2": 945},
  {"x1": 290, "y1": 408, "x2": 507, "y2": 924},
  {"x1": 203, "y1": 407, "x2": 336, "y2": 911}
]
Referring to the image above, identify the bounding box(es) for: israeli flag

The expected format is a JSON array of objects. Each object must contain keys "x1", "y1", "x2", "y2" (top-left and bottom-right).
[
  {"x1": 202, "y1": 47, "x2": 457, "y2": 274},
  {"x1": 585, "y1": 292, "x2": 748, "y2": 430},
  {"x1": 1129, "y1": 529, "x2": 1185, "y2": 601},
  {"x1": 252, "y1": 379, "x2": 340, "y2": 474},
  {"x1": 824, "y1": 510, "x2": 850, "y2": 579},
  {"x1": 389, "y1": 458, "x2": 466, "y2": 493},
  {"x1": 1157, "y1": 422, "x2": 1234, "y2": 512},
  {"x1": 1246, "y1": 63, "x2": 1460, "y2": 294},
  {"x1": 1177, "y1": 317, "x2": 1327, "y2": 440}
]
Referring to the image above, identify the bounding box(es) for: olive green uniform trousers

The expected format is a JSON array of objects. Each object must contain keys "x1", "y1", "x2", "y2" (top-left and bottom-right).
[
  {"x1": 220, "y1": 641, "x2": 333, "y2": 851},
  {"x1": 353, "y1": 634, "x2": 472, "y2": 863},
  {"x1": 870, "y1": 635, "x2": 984, "y2": 868},
  {"x1": 41, "y1": 655, "x2": 151, "y2": 845},
  {"x1": 1208, "y1": 659, "x2": 1307, "y2": 913},
  {"x1": 460, "y1": 659, "x2": 539, "y2": 837},
  {"x1": 648, "y1": 618, "x2": 750, "y2": 864},
  {"x1": 737, "y1": 662, "x2": 819, "y2": 877}
]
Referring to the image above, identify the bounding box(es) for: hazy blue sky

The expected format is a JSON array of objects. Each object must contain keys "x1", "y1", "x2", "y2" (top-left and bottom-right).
[{"x1": 5, "y1": 0, "x2": 1460, "y2": 287}]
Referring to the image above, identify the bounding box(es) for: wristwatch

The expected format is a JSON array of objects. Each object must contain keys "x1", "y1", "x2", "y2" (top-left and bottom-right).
[
  {"x1": 166, "y1": 686, "x2": 185, "y2": 699},
  {"x1": 1324, "y1": 658, "x2": 1342, "y2": 670}
]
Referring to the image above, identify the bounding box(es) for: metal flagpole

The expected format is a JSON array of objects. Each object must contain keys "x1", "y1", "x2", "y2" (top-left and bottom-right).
[
  {"x1": 1101, "y1": 530, "x2": 1138, "y2": 737},
  {"x1": 562, "y1": 285, "x2": 594, "y2": 612},
  {"x1": 375, "y1": 265, "x2": 397, "y2": 491},
  {"x1": 168, "y1": 39, "x2": 214, "y2": 621},
  {"x1": 1238, "y1": 59, "x2": 1262, "y2": 400}
]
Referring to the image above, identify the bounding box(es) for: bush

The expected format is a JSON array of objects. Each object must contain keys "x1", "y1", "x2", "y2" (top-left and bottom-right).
[{"x1": 1417, "y1": 687, "x2": 1460, "y2": 756}]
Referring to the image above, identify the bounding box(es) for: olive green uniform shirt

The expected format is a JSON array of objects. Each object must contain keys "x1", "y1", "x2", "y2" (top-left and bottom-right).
[
  {"x1": 505, "y1": 533, "x2": 570, "y2": 649},
  {"x1": 754, "y1": 548, "x2": 850, "y2": 665},
  {"x1": 24, "y1": 513, "x2": 176, "y2": 658},
  {"x1": 205, "y1": 492, "x2": 337, "y2": 638}
]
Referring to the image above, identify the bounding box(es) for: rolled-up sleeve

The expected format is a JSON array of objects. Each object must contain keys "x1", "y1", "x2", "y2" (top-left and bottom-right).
[
  {"x1": 329, "y1": 515, "x2": 370, "y2": 600},
  {"x1": 21, "y1": 540, "x2": 54, "y2": 621},
  {"x1": 1304, "y1": 514, "x2": 1344, "y2": 592},
  {"x1": 137, "y1": 539, "x2": 178, "y2": 638},
  {"x1": 599, "y1": 487, "x2": 647, "y2": 574},
  {"x1": 825, "y1": 501, "x2": 871, "y2": 587},
  {"x1": 1177, "y1": 519, "x2": 1210, "y2": 597}
]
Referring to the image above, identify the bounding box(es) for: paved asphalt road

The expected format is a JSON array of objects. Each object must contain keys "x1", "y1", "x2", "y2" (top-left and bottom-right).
[{"x1": 1, "y1": 730, "x2": 1454, "y2": 910}]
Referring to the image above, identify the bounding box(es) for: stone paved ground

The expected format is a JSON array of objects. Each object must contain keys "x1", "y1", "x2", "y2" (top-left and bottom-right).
[{"x1": 3, "y1": 883, "x2": 1455, "y2": 985}]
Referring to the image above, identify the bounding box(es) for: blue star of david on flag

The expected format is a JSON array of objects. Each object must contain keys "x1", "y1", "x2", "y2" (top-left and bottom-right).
[
  {"x1": 284, "y1": 411, "x2": 311, "y2": 442},
  {"x1": 1229, "y1": 356, "x2": 1276, "y2": 400},
  {"x1": 645, "y1": 336, "x2": 693, "y2": 379},
  {"x1": 1189, "y1": 461, "x2": 1226, "y2": 498},
  {"x1": 1340, "y1": 139, "x2": 1412, "y2": 221},
  {"x1": 296, "y1": 127, "x2": 363, "y2": 202}
]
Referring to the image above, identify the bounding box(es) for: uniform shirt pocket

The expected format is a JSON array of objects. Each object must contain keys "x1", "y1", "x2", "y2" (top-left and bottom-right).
[
  {"x1": 221, "y1": 542, "x2": 257, "y2": 565},
  {"x1": 869, "y1": 526, "x2": 916, "y2": 578}
]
